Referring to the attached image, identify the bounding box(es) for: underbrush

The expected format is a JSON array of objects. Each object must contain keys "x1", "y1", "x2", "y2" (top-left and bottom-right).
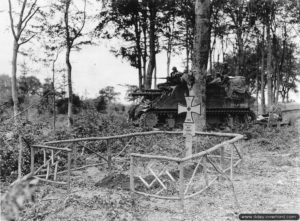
[
  {"x1": 0, "y1": 109, "x2": 141, "y2": 183},
  {"x1": 244, "y1": 124, "x2": 299, "y2": 151},
  {"x1": 0, "y1": 121, "x2": 52, "y2": 183}
]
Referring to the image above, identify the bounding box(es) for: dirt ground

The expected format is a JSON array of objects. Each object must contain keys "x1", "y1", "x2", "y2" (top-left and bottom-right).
[{"x1": 2, "y1": 123, "x2": 300, "y2": 221}]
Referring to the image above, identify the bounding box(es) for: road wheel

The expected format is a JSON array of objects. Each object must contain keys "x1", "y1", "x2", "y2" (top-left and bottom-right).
[
  {"x1": 166, "y1": 118, "x2": 175, "y2": 129},
  {"x1": 140, "y1": 112, "x2": 158, "y2": 128}
]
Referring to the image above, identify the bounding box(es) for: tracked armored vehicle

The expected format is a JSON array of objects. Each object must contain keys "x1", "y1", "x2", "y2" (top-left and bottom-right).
[{"x1": 129, "y1": 74, "x2": 255, "y2": 129}]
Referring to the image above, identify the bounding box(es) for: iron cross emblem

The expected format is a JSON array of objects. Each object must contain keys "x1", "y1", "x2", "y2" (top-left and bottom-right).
[{"x1": 178, "y1": 96, "x2": 201, "y2": 123}]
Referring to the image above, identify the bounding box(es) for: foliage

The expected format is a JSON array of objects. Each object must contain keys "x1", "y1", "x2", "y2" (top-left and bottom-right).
[
  {"x1": 18, "y1": 75, "x2": 41, "y2": 97},
  {"x1": 0, "y1": 75, "x2": 12, "y2": 105},
  {"x1": 73, "y1": 108, "x2": 139, "y2": 138},
  {"x1": 94, "y1": 96, "x2": 107, "y2": 113},
  {"x1": 0, "y1": 104, "x2": 138, "y2": 183},
  {"x1": 96, "y1": 0, "x2": 196, "y2": 88},
  {"x1": 0, "y1": 120, "x2": 52, "y2": 182},
  {"x1": 245, "y1": 124, "x2": 299, "y2": 151},
  {"x1": 98, "y1": 86, "x2": 120, "y2": 103},
  {"x1": 0, "y1": 74, "x2": 43, "y2": 109},
  {"x1": 56, "y1": 94, "x2": 82, "y2": 114},
  {"x1": 124, "y1": 84, "x2": 139, "y2": 102}
]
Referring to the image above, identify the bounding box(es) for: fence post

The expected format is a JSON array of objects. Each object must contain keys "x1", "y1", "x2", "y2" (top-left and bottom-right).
[
  {"x1": 219, "y1": 146, "x2": 225, "y2": 181},
  {"x1": 73, "y1": 145, "x2": 77, "y2": 168},
  {"x1": 67, "y1": 151, "x2": 71, "y2": 193},
  {"x1": 230, "y1": 144, "x2": 234, "y2": 180},
  {"x1": 130, "y1": 155, "x2": 134, "y2": 192},
  {"x1": 107, "y1": 140, "x2": 112, "y2": 171},
  {"x1": 179, "y1": 161, "x2": 185, "y2": 213},
  {"x1": 203, "y1": 157, "x2": 208, "y2": 187},
  {"x1": 30, "y1": 146, "x2": 35, "y2": 174}
]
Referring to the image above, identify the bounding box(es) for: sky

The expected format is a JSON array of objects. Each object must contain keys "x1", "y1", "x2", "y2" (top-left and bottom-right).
[
  {"x1": 0, "y1": 39, "x2": 181, "y2": 103},
  {"x1": 0, "y1": 1, "x2": 299, "y2": 104},
  {"x1": 0, "y1": 1, "x2": 185, "y2": 104}
]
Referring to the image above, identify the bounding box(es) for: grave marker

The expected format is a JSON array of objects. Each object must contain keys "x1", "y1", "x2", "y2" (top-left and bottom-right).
[{"x1": 178, "y1": 96, "x2": 201, "y2": 156}]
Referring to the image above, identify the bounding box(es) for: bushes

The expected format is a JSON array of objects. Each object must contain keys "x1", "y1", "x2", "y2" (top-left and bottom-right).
[
  {"x1": 0, "y1": 121, "x2": 52, "y2": 182},
  {"x1": 0, "y1": 108, "x2": 139, "y2": 182},
  {"x1": 56, "y1": 94, "x2": 82, "y2": 114},
  {"x1": 0, "y1": 145, "x2": 19, "y2": 181},
  {"x1": 94, "y1": 97, "x2": 107, "y2": 113},
  {"x1": 73, "y1": 109, "x2": 140, "y2": 137}
]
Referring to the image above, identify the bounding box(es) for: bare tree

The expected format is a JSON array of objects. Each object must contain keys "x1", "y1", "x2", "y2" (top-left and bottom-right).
[
  {"x1": 8, "y1": 0, "x2": 40, "y2": 179},
  {"x1": 8, "y1": 0, "x2": 39, "y2": 122},
  {"x1": 63, "y1": 0, "x2": 87, "y2": 128}
]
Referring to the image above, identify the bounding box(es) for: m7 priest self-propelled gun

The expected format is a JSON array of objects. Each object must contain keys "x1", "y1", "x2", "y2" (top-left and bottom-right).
[{"x1": 128, "y1": 73, "x2": 255, "y2": 130}]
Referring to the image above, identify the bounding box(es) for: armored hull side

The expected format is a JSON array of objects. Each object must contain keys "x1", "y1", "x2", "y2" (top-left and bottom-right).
[{"x1": 129, "y1": 76, "x2": 255, "y2": 129}]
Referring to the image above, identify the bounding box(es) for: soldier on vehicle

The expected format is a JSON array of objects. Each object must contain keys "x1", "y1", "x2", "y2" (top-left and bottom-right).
[
  {"x1": 170, "y1": 67, "x2": 183, "y2": 78},
  {"x1": 209, "y1": 73, "x2": 223, "y2": 84}
]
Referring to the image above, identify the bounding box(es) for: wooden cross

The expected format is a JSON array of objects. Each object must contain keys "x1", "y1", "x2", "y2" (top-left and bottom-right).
[
  {"x1": 178, "y1": 96, "x2": 201, "y2": 157},
  {"x1": 178, "y1": 96, "x2": 201, "y2": 123}
]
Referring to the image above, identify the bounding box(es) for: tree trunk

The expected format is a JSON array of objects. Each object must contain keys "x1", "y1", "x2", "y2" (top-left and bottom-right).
[
  {"x1": 221, "y1": 36, "x2": 224, "y2": 62},
  {"x1": 145, "y1": 1, "x2": 156, "y2": 89},
  {"x1": 186, "y1": 15, "x2": 190, "y2": 72},
  {"x1": 167, "y1": 43, "x2": 171, "y2": 76},
  {"x1": 236, "y1": 28, "x2": 243, "y2": 76},
  {"x1": 18, "y1": 136, "x2": 23, "y2": 179},
  {"x1": 190, "y1": 0, "x2": 211, "y2": 131},
  {"x1": 255, "y1": 58, "x2": 259, "y2": 115},
  {"x1": 52, "y1": 62, "x2": 56, "y2": 132},
  {"x1": 261, "y1": 26, "x2": 266, "y2": 114},
  {"x1": 142, "y1": 23, "x2": 147, "y2": 87},
  {"x1": 275, "y1": 26, "x2": 287, "y2": 104},
  {"x1": 11, "y1": 40, "x2": 19, "y2": 121},
  {"x1": 64, "y1": 0, "x2": 73, "y2": 128},
  {"x1": 137, "y1": 37, "x2": 143, "y2": 90},
  {"x1": 266, "y1": 24, "x2": 273, "y2": 111},
  {"x1": 154, "y1": 65, "x2": 157, "y2": 89},
  {"x1": 66, "y1": 46, "x2": 73, "y2": 128},
  {"x1": 138, "y1": 56, "x2": 143, "y2": 89},
  {"x1": 166, "y1": 14, "x2": 175, "y2": 76},
  {"x1": 210, "y1": 36, "x2": 216, "y2": 76},
  {"x1": 133, "y1": 15, "x2": 143, "y2": 89}
]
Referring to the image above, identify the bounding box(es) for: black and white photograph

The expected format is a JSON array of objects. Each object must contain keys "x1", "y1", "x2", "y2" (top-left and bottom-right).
[{"x1": 0, "y1": 0, "x2": 300, "y2": 220}]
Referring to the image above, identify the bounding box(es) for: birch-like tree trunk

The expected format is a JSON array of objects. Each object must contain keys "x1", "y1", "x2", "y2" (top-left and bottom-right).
[
  {"x1": 275, "y1": 26, "x2": 287, "y2": 104},
  {"x1": 8, "y1": 0, "x2": 39, "y2": 179},
  {"x1": 261, "y1": 26, "x2": 266, "y2": 114},
  {"x1": 64, "y1": 0, "x2": 73, "y2": 128},
  {"x1": 63, "y1": 0, "x2": 86, "y2": 128},
  {"x1": 145, "y1": 0, "x2": 156, "y2": 89},
  {"x1": 66, "y1": 47, "x2": 73, "y2": 128},
  {"x1": 8, "y1": 0, "x2": 38, "y2": 122},
  {"x1": 236, "y1": 28, "x2": 243, "y2": 76},
  {"x1": 266, "y1": 23, "x2": 273, "y2": 111},
  {"x1": 11, "y1": 41, "x2": 19, "y2": 121},
  {"x1": 190, "y1": 0, "x2": 211, "y2": 131},
  {"x1": 133, "y1": 13, "x2": 143, "y2": 89}
]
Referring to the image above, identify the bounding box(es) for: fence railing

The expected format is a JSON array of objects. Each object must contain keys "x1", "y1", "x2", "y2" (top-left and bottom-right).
[
  {"x1": 129, "y1": 132, "x2": 243, "y2": 211},
  {"x1": 30, "y1": 131, "x2": 243, "y2": 202},
  {"x1": 30, "y1": 144, "x2": 72, "y2": 192}
]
